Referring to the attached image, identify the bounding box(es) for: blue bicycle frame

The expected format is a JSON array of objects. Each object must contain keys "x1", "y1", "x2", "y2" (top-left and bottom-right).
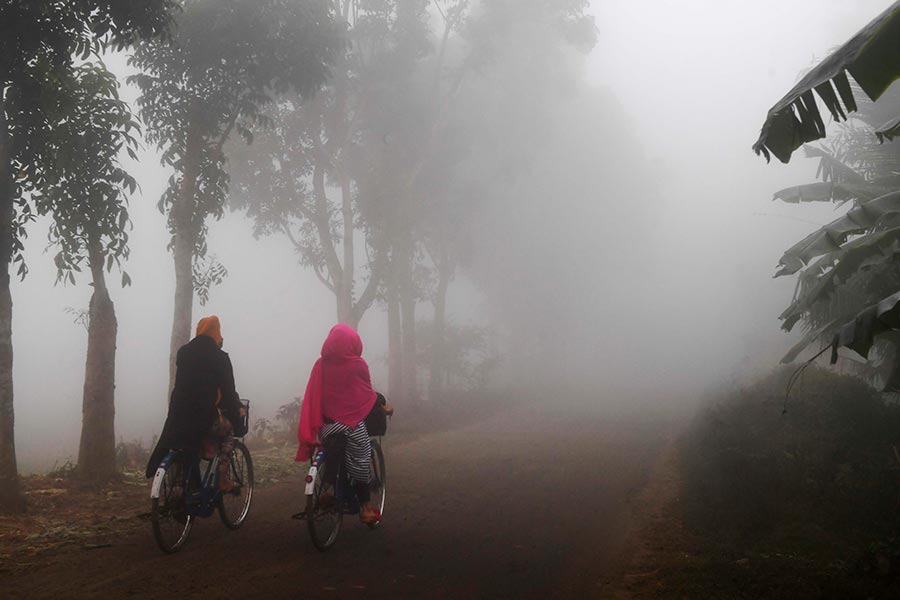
[
  {"x1": 152, "y1": 450, "x2": 222, "y2": 519},
  {"x1": 306, "y1": 447, "x2": 361, "y2": 515}
]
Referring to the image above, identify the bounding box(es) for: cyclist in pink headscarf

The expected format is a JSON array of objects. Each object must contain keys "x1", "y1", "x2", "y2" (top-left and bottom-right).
[{"x1": 296, "y1": 324, "x2": 382, "y2": 524}]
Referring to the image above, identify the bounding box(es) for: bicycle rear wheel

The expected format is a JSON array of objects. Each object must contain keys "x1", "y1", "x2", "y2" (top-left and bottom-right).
[
  {"x1": 218, "y1": 440, "x2": 254, "y2": 529},
  {"x1": 307, "y1": 464, "x2": 342, "y2": 551},
  {"x1": 367, "y1": 441, "x2": 386, "y2": 529},
  {"x1": 151, "y1": 454, "x2": 193, "y2": 553}
]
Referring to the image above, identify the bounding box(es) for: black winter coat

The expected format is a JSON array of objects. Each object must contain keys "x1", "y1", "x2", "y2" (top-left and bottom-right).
[{"x1": 145, "y1": 335, "x2": 240, "y2": 477}]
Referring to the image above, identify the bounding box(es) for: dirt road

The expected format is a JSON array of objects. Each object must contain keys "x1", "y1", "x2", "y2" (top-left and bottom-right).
[{"x1": 2, "y1": 402, "x2": 670, "y2": 599}]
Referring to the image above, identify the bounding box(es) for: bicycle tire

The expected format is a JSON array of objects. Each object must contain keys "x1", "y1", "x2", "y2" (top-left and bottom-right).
[
  {"x1": 218, "y1": 440, "x2": 254, "y2": 530},
  {"x1": 307, "y1": 463, "x2": 342, "y2": 551},
  {"x1": 151, "y1": 454, "x2": 193, "y2": 553},
  {"x1": 367, "y1": 442, "x2": 386, "y2": 529}
]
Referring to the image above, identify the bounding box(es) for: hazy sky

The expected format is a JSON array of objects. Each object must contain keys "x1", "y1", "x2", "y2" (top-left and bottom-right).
[
  {"x1": 13, "y1": 0, "x2": 896, "y2": 469},
  {"x1": 584, "y1": 0, "x2": 893, "y2": 385}
]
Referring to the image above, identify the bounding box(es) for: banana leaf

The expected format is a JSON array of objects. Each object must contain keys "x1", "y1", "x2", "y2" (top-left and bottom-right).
[
  {"x1": 773, "y1": 181, "x2": 884, "y2": 204},
  {"x1": 775, "y1": 190, "x2": 900, "y2": 277},
  {"x1": 876, "y1": 116, "x2": 900, "y2": 142},
  {"x1": 779, "y1": 225, "x2": 900, "y2": 330},
  {"x1": 781, "y1": 315, "x2": 849, "y2": 363},
  {"x1": 867, "y1": 330, "x2": 900, "y2": 391},
  {"x1": 829, "y1": 290, "x2": 900, "y2": 363},
  {"x1": 803, "y1": 145, "x2": 869, "y2": 184},
  {"x1": 753, "y1": 0, "x2": 900, "y2": 163}
]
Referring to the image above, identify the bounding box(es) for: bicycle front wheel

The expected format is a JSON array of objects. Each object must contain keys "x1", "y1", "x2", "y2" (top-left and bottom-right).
[
  {"x1": 367, "y1": 442, "x2": 386, "y2": 529},
  {"x1": 307, "y1": 464, "x2": 342, "y2": 551},
  {"x1": 218, "y1": 440, "x2": 254, "y2": 530},
  {"x1": 151, "y1": 454, "x2": 193, "y2": 553}
]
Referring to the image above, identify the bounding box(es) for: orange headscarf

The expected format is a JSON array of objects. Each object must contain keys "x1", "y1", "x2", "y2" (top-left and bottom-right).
[{"x1": 196, "y1": 315, "x2": 223, "y2": 347}]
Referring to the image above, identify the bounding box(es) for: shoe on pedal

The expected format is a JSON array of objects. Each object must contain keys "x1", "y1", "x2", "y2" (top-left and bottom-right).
[
  {"x1": 359, "y1": 504, "x2": 381, "y2": 524},
  {"x1": 318, "y1": 491, "x2": 336, "y2": 509},
  {"x1": 220, "y1": 478, "x2": 240, "y2": 493}
]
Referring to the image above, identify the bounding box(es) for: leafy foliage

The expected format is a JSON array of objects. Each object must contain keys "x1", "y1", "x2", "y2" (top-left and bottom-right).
[
  {"x1": 0, "y1": 0, "x2": 174, "y2": 275},
  {"x1": 228, "y1": 0, "x2": 599, "y2": 370},
  {"x1": 276, "y1": 397, "x2": 302, "y2": 433},
  {"x1": 31, "y1": 63, "x2": 138, "y2": 285},
  {"x1": 753, "y1": 1, "x2": 900, "y2": 162},
  {"x1": 229, "y1": 0, "x2": 449, "y2": 326},
  {"x1": 64, "y1": 306, "x2": 91, "y2": 331},
  {"x1": 129, "y1": 0, "x2": 339, "y2": 256},
  {"x1": 416, "y1": 319, "x2": 497, "y2": 391},
  {"x1": 769, "y1": 85, "x2": 900, "y2": 390},
  {"x1": 684, "y1": 368, "x2": 900, "y2": 538},
  {"x1": 678, "y1": 368, "x2": 900, "y2": 597},
  {"x1": 192, "y1": 254, "x2": 228, "y2": 306}
]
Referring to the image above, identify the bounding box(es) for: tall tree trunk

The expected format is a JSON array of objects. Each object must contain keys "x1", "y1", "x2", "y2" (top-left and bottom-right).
[
  {"x1": 77, "y1": 244, "x2": 118, "y2": 483},
  {"x1": 337, "y1": 165, "x2": 354, "y2": 325},
  {"x1": 0, "y1": 99, "x2": 22, "y2": 512},
  {"x1": 398, "y1": 244, "x2": 418, "y2": 405},
  {"x1": 387, "y1": 276, "x2": 403, "y2": 403},
  {"x1": 400, "y1": 288, "x2": 417, "y2": 405},
  {"x1": 331, "y1": 42, "x2": 354, "y2": 326},
  {"x1": 428, "y1": 242, "x2": 451, "y2": 399},
  {"x1": 168, "y1": 111, "x2": 203, "y2": 396}
]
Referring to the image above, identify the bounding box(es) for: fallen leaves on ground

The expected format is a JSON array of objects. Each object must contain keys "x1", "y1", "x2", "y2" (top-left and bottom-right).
[{"x1": 1, "y1": 447, "x2": 297, "y2": 568}]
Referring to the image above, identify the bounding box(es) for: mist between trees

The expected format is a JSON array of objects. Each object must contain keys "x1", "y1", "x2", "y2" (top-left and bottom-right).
[{"x1": 0, "y1": 0, "x2": 664, "y2": 513}]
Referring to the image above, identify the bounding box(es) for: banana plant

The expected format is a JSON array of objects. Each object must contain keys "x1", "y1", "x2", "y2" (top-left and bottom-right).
[{"x1": 753, "y1": 0, "x2": 900, "y2": 163}]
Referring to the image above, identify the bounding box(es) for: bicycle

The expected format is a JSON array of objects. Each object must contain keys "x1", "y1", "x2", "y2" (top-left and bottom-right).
[
  {"x1": 295, "y1": 435, "x2": 386, "y2": 552},
  {"x1": 149, "y1": 402, "x2": 254, "y2": 554}
]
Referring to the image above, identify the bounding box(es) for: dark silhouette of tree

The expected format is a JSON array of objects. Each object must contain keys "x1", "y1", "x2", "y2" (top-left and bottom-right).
[
  {"x1": 35, "y1": 63, "x2": 139, "y2": 484},
  {"x1": 0, "y1": 0, "x2": 175, "y2": 513}
]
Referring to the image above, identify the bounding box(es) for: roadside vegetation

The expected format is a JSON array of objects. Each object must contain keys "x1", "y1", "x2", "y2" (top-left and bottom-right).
[{"x1": 622, "y1": 367, "x2": 900, "y2": 599}]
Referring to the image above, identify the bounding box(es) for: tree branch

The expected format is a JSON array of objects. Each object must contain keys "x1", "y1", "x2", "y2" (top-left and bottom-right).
[
  {"x1": 352, "y1": 252, "x2": 385, "y2": 324},
  {"x1": 311, "y1": 134, "x2": 345, "y2": 287},
  {"x1": 281, "y1": 222, "x2": 335, "y2": 293},
  {"x1": 312, "y1": 259, "x2": 335, "y2": 293},
  {"x1": 212, "y1": 105, "x2": 241, "y2": 156}
]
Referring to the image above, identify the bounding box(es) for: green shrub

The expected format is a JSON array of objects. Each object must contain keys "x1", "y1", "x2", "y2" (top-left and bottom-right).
[{"x1": 682, "y1": 366, "x2": 900, "y2": 543}]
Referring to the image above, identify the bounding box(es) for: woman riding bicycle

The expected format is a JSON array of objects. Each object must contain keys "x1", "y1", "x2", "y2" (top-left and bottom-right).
[
  {"x1": 147, "y1": 316, "x2": 242, "y2": 491},
  {"x1": 295, "y1": 324, "x2": 382, "y2": 524}
]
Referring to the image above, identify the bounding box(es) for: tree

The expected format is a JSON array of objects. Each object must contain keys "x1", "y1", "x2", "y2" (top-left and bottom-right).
[
  {"x1": 230, "y1": 0, "x2": 437, "y2": 334},
  {"x1": 33, "y1": 63, "x2": 139, "y2": 483},
  {"x1": 406, "y1": 0, "x2": 598, "y2": 396},
  {"x1": 228, "y1": 94, "x2": 384, "y2": 329},
  {"x1": 229, "y1": 0, "x2": 434, "y2": 404},
  {"x1": 129, "y1": 0, "x2": 338, "y2": 394},
  {"x1": 231, "y1": 0, "x2": 598, "y2": 403},
  {"x1": 0, "y1": 0, "x2": 174, "y2": 512}
]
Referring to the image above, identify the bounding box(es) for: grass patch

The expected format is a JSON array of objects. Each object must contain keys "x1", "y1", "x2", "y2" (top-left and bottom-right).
[{"x1": 668, "y1": 367, "x2": 900, "y2": 598}]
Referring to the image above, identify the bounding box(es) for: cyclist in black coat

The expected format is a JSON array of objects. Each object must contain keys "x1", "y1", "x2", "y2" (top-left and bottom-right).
[{"x1": 146, "y1": 316, "x2": 242, "y2": 486}]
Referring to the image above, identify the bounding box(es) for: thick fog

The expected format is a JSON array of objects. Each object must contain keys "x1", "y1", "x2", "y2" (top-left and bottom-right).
[{"x1": 13, "y1": 0, "x2": 893, "y2": 470}]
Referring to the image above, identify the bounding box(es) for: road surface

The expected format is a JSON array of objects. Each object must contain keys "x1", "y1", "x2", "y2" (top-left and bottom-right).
[{"x1": 3, "y1": 401, "x2": 670, "y2": 599}]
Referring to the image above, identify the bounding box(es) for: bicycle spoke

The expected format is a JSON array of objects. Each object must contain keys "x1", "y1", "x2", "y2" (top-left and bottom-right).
[{"x1": 218, "y1": 441, "x2": 254, "y2": 530}]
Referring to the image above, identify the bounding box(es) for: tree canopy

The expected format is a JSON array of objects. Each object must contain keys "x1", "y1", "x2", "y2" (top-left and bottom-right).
[{"x1": 0, "y1": 0, "x2": 176, "y2": 512}]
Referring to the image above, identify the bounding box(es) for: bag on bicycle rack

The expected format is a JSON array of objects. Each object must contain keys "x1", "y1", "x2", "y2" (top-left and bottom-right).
[
  {"x1": 232, "y1": 398, "x2": 250, "y2": 437},
  {"x1": 364, "y1": 393, "x2": 389, "y2": 436}
]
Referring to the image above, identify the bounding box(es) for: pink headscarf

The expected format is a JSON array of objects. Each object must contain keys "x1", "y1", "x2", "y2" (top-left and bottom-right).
[{"x1": 295, "y1": 324, "x2": 377, "y2": 462}]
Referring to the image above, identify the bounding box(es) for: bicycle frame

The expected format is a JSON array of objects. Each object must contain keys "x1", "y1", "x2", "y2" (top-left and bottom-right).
[
  {"x1": 304, "y1": 448, "x2": 326, "y2": 495},
  {"x1": 305, "y1": 438, "x2": 381, "y2": 514},
  {"x1": 305, "y1": 446, "x2": 358, "y2": 514},
  {"x1": 150, "y1": 450, "x2": 222, "y2": 519}
]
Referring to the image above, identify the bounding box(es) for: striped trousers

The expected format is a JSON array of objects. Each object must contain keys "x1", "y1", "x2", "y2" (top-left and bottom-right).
[{"x1": 320, "y1": 420, "x2": 371, "y2": 484}]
